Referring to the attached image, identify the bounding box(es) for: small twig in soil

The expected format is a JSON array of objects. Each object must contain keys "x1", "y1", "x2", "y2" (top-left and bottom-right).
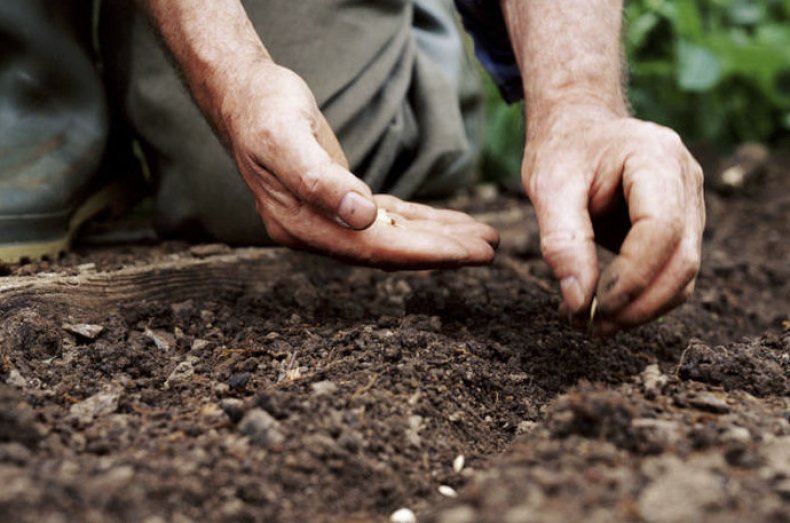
[
  {"x1": 500, "y1": 256, "x2": 554, "y2": 293},
  {"x1": 351, "y1": 374, "x2": 379, "y2": 400}
]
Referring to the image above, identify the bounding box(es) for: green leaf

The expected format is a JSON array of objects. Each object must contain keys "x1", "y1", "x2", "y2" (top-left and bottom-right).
[
  {"x1": 676, "y1": 40, "x2": 723, "y2": 91},
  {"x1": 627, "y1": 11, "x2": 661, "y2": 50},
  {"x1": 673, "y1": 0, "x2": 704, "y2": 41},
  {"x1": 727, "y1": 0, "x2": 766, "y2": 25},
  {"x1": 782, "y1": 112, "x2": 790, "y2": 129}
]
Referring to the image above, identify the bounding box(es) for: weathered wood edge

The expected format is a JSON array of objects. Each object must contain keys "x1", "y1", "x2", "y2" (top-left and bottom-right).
[{"x1": 0, "y1": 247, "x2": 296, "y2": 319}]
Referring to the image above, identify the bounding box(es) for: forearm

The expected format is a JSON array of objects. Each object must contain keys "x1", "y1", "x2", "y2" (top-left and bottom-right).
[
  {"x1": 500, "y1": 0, "x2": 629, "y2": 139},
  {"x1": 136, "y1": 0, "x2": 272, "y2": 141}
]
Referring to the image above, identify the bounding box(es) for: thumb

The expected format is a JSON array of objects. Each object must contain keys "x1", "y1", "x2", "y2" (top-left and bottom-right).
[
  {"x1": 533, "y1": 179, "x2": 599, "y2": 314},
  {"x1": 264, "y1": 116, "x2": 377, "y2": 230}
]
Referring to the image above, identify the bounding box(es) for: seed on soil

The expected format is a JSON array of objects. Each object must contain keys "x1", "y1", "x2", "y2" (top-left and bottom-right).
[
  {"x1": 438, "y1": 485, "x2": 458, "y2": 498},
  {"x1": 143, "y1": 327, "x2": 174, "y2": 351},
  {"x1": 453, "y1": 455, "x2": 465, "y2": 473},
  {"x1": 390, "y1": 507, "x2": 417, "y2": 523},
  {"x1": 63, "y1": 323, "x2": 104, "y2": 340}
]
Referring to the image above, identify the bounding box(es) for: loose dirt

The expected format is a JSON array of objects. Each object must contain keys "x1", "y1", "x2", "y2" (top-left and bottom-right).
[{"x1": 0, "y1": 154, "x2": 787, "y2": 523}]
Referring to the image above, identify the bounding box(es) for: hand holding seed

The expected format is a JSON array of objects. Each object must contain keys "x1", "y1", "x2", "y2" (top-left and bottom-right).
[
  {"x1": 522, "y1": 112, "x2": 705, "y2": 336},
  {"x1": 217, "y1": 62, "x2": 498, "y2": 270}
]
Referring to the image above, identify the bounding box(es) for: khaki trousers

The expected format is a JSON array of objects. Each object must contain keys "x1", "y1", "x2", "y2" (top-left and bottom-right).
[{"x1": 6, "y1": 0, "x2": 484, "y2": 245}]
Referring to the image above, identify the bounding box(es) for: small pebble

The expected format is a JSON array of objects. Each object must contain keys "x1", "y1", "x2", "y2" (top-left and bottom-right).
[
  {"x1": 721, "y1": 426, "x2": 751, "y2": 444},
  {"x1": 5, "y1": 369, "x2": 26, "y2": 388},
  {"x1": 164, "y1": 359, "x2": 195, "y2": 389},
  {"x1": 438, "y1": 485, "x2": 458, "y2": 498},
  {"x1": 390, "y1": 508, "x2": 417, "y2": 523},
  {"x1": 689, "y1": 393, "x2": 730, "y2": 414},
  {"x1": 228, "y1": 372, "x2": 251, "y2": 390},
  {"x1": 220, "y1": 398, "x2": 246, "y2": 423},
  {"x1": 237, "y1": 408, "x2": 285, "y2": 449},
  {"x1": 69, "y1": 385, "x2": 122, "y2": 425},
  {"x1": 191, "y1": 338, "x2": 210, "y2": 351},
  {"x1": 641, "y1": 364, "x2": 668, "y2": 398},
  {"x1": 63, "y1": 323, "x2": 104, "y2": 340},
  {"x1": 311, "y1": 380, "x2": 338, "y2": 397},
  {"x1": 453, "y1": 455, "x2": 465, "y2": 473}
]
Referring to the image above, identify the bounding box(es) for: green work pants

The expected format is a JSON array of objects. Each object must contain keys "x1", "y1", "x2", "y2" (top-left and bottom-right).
[{"x1": 6, "y1": 0, "x2": 483, "y2": 245}]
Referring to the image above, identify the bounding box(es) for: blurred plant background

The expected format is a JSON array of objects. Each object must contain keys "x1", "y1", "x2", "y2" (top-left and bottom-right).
[{"x1": 479, "y1": 0, "x2": 790, "y2": 181}]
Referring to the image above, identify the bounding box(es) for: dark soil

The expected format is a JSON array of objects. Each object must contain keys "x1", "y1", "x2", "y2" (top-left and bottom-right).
[{"x1": 0, "y1": 154, "x2": 788, "y2": 523}]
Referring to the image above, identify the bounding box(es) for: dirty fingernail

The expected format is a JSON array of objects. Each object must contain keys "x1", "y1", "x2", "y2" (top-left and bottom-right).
[
  {"x1": 560, "y1": 276, "x2": 584, "y2": 313},
  {"x1": 337, "y1": 191, "x2": 377, "y2": 230}
]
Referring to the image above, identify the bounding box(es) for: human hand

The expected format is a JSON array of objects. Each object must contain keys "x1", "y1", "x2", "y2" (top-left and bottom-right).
[
  {"x1": 219, "y1": 62, "x2": 498, "y2": 269},
  {"x1": 522, "y1": 107, "x2": 705, "y2": 335}
]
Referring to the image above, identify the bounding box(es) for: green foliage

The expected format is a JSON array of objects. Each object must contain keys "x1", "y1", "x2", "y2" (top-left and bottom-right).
[
  {"x1": 626, "y1": 0, "x2": 790, "y2": 146},
  {"x1": 480, "y1": 0, "x2": 790, "y2": 181},
  {"x1": 479, "y1": 73, "x2": 525, "y2": 183}
]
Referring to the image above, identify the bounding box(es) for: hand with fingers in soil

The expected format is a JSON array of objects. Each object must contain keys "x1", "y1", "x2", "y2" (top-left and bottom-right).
[
  {"x1": 502, "y1": 0, "x2": 705, "y2": 334},
  {"x1": 139, "y1": 1, "x2": 498, "y2": 270}
]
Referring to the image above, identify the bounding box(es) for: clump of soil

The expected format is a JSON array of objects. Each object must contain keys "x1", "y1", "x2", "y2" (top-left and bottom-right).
[{"x1": 0, "y1": 154, "x2": 788, "y2": 522}]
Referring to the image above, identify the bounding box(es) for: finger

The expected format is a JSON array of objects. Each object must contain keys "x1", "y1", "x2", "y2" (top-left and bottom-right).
[
  {"x1": 400, "y1": 217, "x2": 500, "y2": 255},
  {"x1": 442, "y1": 221, "x2": 500, "y2": 249},
  {"x1": 260, "y1": 116, "x2": 377, "y2": 230},
  {"x1": 595, "y1": 154, "x2": 704, "y2": 336},
  {"x1": 596, "y1": 279, "x2": 695, "y2": 337},
  {"x1": 605, "y1": 189, "x2": 702, "y2": 327},
  {"x1": 274, "y1": 204, "x2": 494, "y2": 269},
  {"x1": 531, "y1": 175, "x2": 598, "y2": 314},
  {"x1": 374, "y1": 194, "x2": 501, "y2": 248},
  {"x1": 373, "y1": 195, "x2": 481, "y2": 225},
  {"x1": 596, "y1": 155, "x2": 685, "y2": 317}
]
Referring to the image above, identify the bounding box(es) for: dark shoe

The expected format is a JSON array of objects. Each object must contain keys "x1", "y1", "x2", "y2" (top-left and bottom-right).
[{"x1": 0, "y1": 1, "x2": 111, "y2": 262}]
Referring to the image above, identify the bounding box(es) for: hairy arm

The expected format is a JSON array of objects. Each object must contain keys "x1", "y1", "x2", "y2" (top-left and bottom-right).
[{"x1": 502, "y1": 0, "x2": 705, "y2": 334}]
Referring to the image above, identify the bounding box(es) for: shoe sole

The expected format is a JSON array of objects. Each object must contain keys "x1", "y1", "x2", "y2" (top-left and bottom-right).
[{"x1": 0, "y1": 177, "x2": 133, "y2": 264}]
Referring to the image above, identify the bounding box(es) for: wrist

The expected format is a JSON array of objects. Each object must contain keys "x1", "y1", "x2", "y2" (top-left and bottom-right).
[
  {"x1": 525, "y1": 99, "x2": 627, "y2": 144},
  {"x1": 139, "y1": 0, "x2": 273, "y2": 141}
]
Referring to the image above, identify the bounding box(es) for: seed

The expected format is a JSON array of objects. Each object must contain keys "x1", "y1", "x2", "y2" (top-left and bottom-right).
[
  {"x1": 438, "y1": 485, "x2": 458, "y2": 498},
  {"x1": 376, "y1": 208, "x2": 398, "y2": 227},
  {"x1": 390, "y1": 507, "x2": 417, "y2": 523},
  {"x1": 587, "y1": 296, "x2": 599, "y2": 334},
  {"x1": 452, "y1": 454, "x2": 465, "y2": 473}
]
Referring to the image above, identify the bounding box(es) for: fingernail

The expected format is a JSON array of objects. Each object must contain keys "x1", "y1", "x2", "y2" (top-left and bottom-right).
[
  {"x1": 337, "y1": 191, "x2": 377, "y2": 230},
  {"x1": 560, "y1": 276, "x2": 585, "y2": 314}
]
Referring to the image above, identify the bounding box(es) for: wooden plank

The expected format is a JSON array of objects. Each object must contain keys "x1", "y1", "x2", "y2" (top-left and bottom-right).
[
  {"x1": 0, "y1": 204, "x2": 537, "y2": 319},
  {"x1": 0, "y1": 248, "x2": 296, "y2": 319}
]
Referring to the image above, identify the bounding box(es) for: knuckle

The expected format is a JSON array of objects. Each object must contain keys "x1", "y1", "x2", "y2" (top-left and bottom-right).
[
  {"x1": 298, "y1": 169, "x2": 323, "y2": 200},
  {"x1": 539, "y1": 229, "x2": 591, "y2": 266},
  {"x1": 690, "y1": 160, "x2": 705, "y2": 187},
  {"x1": 658, "y1": 216, "x2": 684, "y2": 244},
  {"x1": 677, "y1": 249, "x2": 701, "y2": 282},
  {"x1": 655, "y1": 127, "x2": 684, "y2": 151}
]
